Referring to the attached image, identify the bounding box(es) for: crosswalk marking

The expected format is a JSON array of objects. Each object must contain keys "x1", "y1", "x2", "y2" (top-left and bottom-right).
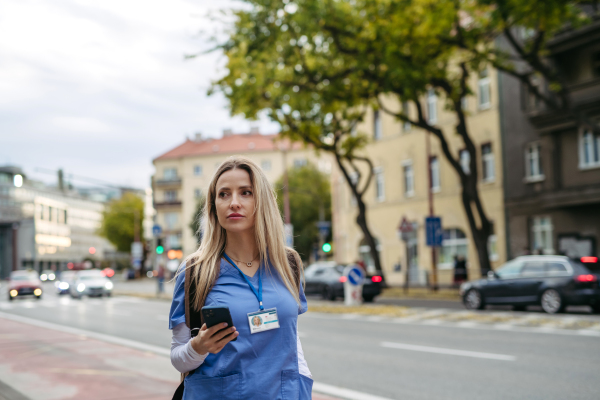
[{"x1": 381, "y1": 341, "x2": 517, "y2": 361}]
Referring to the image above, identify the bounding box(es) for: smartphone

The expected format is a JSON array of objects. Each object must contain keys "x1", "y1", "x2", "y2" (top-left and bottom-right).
[{"x1": 201, "y1": 306, "x2": 237, "y2": 341}]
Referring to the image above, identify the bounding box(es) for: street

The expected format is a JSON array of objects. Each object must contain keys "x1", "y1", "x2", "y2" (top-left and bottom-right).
[{"x1": 1, "y1": 282, "x2": 600, "y2": 400}]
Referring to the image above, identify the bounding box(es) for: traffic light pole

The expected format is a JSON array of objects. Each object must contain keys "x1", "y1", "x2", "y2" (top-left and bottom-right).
[{"x1": 426, "y1": 132, "x2": 439, "y2": 291}]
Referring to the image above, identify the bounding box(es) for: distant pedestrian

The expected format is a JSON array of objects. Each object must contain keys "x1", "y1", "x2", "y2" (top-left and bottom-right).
[
  {"x1": 453, "y1": 255, "x2": 467, "y2": 286},
  {"x1": 157, "y1": 264, "x2": 165, "y2": 294}
]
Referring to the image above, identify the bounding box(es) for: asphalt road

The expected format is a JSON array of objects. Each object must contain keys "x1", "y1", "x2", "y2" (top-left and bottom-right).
[{"x1": 1, "y1": 282, "x2": 599, "y2": 400}]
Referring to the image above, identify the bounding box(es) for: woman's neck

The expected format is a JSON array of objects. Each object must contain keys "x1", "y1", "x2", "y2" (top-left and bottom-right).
[{"x1": 224, "y1": 229, "x2": 258, "y2": 263}]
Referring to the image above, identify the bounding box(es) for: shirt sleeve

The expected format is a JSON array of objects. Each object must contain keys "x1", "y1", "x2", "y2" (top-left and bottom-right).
[
  {"x1": 171, "y1": 323, "x2": 209, "y2": 373},
  {"x1": 297, "y1": 326, "x2": 311, "y2": 378},
  {"x1": 298, "y1": 278, "x2": 308, "y2": 315},
  {"x1": 168, "y1": 262, "x2": 187, "y2": 330}
]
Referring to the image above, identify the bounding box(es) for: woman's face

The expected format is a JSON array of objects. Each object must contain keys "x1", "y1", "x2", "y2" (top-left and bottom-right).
[{"x1": 215, "y1": 168, "x2": 256, "y2": 234}]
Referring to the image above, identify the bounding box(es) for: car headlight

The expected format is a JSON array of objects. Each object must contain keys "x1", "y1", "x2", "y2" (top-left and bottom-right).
[
  {"x1": 105, "y1": 281, "x2": 113, "y2": 290},
  {"x1": 9, "y1": 290, "x2": 18, "y2": 297},
  {"x1": 40, "y1": 274, "x2": 47, "y2": 281},
  {"x1": 59, "y1": 282, "x2": 69, "y2": 290},
  {"x1": 49, "y1": 274, "x2": 55, "y2": 280},
  {"x1": 34, "y1": 288, "x2": 42, "y2": 296},
  {"x1": 77, "y1": 283, "x2": 86, "y2": 292}
]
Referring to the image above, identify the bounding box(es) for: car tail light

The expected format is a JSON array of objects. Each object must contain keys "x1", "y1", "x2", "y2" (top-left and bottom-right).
[
  {"x1": 371, "y1": 276, "x2": 383, "y2": 283},
  {"x1": 581, "y1": 256, "x2": 598, "y2": 263},
  {"x1": 339, "y1": 276, "x2": 347, "y2": 283},
  {"x1": 575, "y1": 274, "x2": 597, "y2": 283}
]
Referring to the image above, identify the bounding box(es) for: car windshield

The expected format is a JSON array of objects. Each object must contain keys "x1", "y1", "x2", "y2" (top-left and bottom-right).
[
  {"x1": 11, "y1": 275, "x2": 34, "y2": 281},
  {"x1": 60, "y1": 272, "x2": 76, "y2": 281},
  {"x1": 496, "y1": 260, "x2": 523, "y2": 278},
  {"x1": 78, "y1": 273, "x2": 103, "y2": 280}
]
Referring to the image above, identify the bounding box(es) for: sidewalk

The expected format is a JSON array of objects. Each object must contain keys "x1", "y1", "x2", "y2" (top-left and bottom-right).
[{"x1": 0, "y1": 316, "x2": 338, "y2": 400}]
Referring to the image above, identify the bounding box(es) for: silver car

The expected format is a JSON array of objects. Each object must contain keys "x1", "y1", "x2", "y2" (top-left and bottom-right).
[{"x1": 69, "y1": 270, "x2": 113, "y2": 298}]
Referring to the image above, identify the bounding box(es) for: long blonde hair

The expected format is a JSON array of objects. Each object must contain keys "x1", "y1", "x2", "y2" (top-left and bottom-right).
[{"x1": 185, "y1": 156, "x2": 301, "y2": 311}]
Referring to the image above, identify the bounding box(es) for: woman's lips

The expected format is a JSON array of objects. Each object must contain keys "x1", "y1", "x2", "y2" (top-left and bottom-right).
[{"x1": 227, "y1": 213, "x2": 244, "y2": 219}]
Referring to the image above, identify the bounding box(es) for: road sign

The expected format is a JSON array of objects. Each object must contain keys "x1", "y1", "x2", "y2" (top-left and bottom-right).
[
  {"x1": 343, "y1": 265, "x2": 365, "y2": 306},
  {"x1": 398, "y1": 217, "x2": 416, "y2": 242},
  {"x1": 315, "y1": 221, "x2": 331, "y2": 237},
  {"x1": 425, "y1": 216, "x2": 443, "y2": 247},
  {"x1": 152, "y1": 224, "x2": 162, "y2": 237},
  {"x1": 346, "y1": 266, "x2": 365, "y2": 286}
]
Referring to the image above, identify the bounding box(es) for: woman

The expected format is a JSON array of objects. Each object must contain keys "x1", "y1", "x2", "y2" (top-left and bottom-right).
[{"x1": 169, "y1": 156, "x2": 313, "y2": 399}]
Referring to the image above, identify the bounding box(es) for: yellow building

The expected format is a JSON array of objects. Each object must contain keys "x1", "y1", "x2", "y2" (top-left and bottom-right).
[
  {"x1": 152, "y1": 130, "x2": 328, "y2": 259},
  {"x1": 332, "y1": 68, "x2": 506, "y2": 285}
]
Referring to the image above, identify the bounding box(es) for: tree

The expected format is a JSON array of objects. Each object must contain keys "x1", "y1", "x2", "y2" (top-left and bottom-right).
[
  {"x1": 274, "y1": 164, "x2": 331, "y2": 261},
  {"x1": 189, "y1": 196, "x2": 206, "y2": 246},
  {"x1": 98, "y1": 192, "x2": 144, "y2": 252}
]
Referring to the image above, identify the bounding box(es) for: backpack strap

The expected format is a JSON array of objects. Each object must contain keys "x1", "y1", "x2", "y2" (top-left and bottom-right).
[{"x1": 184, "y1": 258, "x2": 203, "y2": 337}]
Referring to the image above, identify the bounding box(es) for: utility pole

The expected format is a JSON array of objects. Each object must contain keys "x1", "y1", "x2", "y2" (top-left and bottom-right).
[{"x1": 426, "y1": 132, "x2": 439, "y2": 291}]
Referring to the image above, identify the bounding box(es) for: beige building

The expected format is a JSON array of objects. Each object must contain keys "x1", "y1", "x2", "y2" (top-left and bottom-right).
[
  {"x1": 332, "y1": 68, "x2": 507, "y2": 285},
  {"x1": 152, "y1": 130, "x2": 328, "y2": 259}
]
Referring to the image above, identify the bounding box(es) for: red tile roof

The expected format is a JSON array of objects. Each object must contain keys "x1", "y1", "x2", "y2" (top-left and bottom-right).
[{"x1": 153, "y1": 133, "x2": 303, "y2": 162}]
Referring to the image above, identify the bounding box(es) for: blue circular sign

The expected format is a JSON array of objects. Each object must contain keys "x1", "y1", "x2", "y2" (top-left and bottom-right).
[{"x1": 347, "y1": 267, "x2": 364, "y2": 286}]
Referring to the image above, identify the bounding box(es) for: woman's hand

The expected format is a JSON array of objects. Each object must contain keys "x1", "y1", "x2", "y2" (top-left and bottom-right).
[{"x1": 191, "y1": 323, "x2": 238, "y2": 355}]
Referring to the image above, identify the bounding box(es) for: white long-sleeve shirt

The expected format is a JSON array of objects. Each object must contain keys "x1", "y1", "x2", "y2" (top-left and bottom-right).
[{"x1": 170, "y1": 322, "x2": 312, "y2": 378}]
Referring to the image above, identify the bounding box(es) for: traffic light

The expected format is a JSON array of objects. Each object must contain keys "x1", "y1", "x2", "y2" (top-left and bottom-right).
[
  {"x1": 322, "y1": 242, "x2": 332, "y2": 253},
  {"x1": 156, "y1": 238, "x2": 164, "y2": 254}
]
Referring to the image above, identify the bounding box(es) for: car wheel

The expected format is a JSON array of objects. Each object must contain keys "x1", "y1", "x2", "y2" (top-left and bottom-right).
[
  {"x1": 35, "y1": 295, "x2": 42, "y2": 300},
  {"x1": 592, "y1": 304, "x2": 600, "y2": 314},
  {"x1": 362, "y1": 294, "x2": 375, "y2": 302},
  {"x1": 540, "y1": 289, "x2": 564, "y2": 314},
  {"x1": 8, "y1": 295, "x2": 13, "y2": 301},
  {"x1": 322, "y1": 286, "x2": 336, "y2": 301},
  {"x1": 464, "y1": 289, "x2": 485, "y2": 310}
]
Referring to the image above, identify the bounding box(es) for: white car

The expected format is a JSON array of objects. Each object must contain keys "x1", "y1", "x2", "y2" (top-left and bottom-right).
[{"x1": 69, "y1": 270, "x2": 113, "y2": 298}]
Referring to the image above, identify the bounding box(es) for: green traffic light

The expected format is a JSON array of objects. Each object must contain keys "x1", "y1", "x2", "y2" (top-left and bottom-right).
[
  {"x1": 322, "y1": 243, "x2": 332, "y2": 253},
  {"x1": 156, "y1": 246, "x2": 164, "y2": 254}
]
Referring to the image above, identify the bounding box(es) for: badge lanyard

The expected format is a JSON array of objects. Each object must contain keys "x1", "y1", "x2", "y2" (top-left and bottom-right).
[{"x1": 223, "y1": 253, "x2": 264, "y2": 311}]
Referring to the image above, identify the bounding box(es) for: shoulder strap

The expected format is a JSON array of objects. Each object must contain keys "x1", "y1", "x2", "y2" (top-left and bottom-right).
[{"x1": 184, "y1": 258, "x2": 203, "y2": 337}]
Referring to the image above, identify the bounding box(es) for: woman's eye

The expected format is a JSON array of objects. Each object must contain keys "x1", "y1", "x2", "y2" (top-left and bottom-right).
[
  {"x1": 243, "y1": 191, "x2": 253, "y2": 196},
  {"x1": 219, "y1": 192, "x2": 228, "y2": 197}
]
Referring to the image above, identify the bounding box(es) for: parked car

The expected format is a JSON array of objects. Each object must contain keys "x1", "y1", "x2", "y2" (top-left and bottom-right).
[
  {"x1": 460, "y1": 255, "x2": 600, "y2": 314},
  {"x1": 39, "y1": 269, "x2": 56, "y2": 282},
  {"x1": 69, "y1": 269, "x2": 113, "y2": 298},
  {"x1": 8, "y1": 271, "x2": 42, "y2": 301},
  {"x1": 55, "y1": 270, "x2": 77, "y2": 295},
  {"x1": 304, "y1": 262, "x2": 383, "y2": 302}
]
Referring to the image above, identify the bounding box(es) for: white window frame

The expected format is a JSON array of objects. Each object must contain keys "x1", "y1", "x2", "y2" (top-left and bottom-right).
[
  {"x1": 261, "y1": 160, "x2": 272, "y2": 171},
  {"x1": 481, "y1": 143, "x2": 495, "y2": 182},
  {"x1": 524, "y1": 142, "x2": 545, "y2": 182},
  {"x1": 373, "y1": 110, "x2": 382, "y2": 140},
  {"x1": 430, "y1": 156, "x2": 441, "y2": 193},
  {"x1": 459, "y1": 149, "x2": 470, "y2": 175},
  {"x1": 164, "y1": 190, "x2": 177, "y2": 202},
  {"x1": 531, "y1": 216, "x2": 554, "y2": 255},
  {"x1": 402, "y1": 160, "x2": 415, "y2": 198},
  {"x1": 374, "y1": 167, "x2": 385, "y2": 202},
  {"x1": 488, "y1": 234, "x2": 499, "y2": 262},
  {"x1": 427, "y1": 89, "x2": 437, "y2": 124},
  {"x1": 164, "y1": 212, "x2": 179, "y2": 230},
  {"x1": 438, "y1": 229, "x2": 469, "y2": 269},
  {"x1": 164, "y1": 168, "x2": 178, "y2": 181},
  {"x1": 193, "y1": 165, "x2": 203, "y2": 176},
  {"x1": 579, "y1": 129, "x2": 600, "y2": 170},
  {"x1": 478, "y1": 68, "x2": 491, "y2": 110}
]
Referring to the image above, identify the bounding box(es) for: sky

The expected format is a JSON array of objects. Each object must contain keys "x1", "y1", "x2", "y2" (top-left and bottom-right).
[{"x1": 0, "y1": 0, "x2": 278, "y2": 190}]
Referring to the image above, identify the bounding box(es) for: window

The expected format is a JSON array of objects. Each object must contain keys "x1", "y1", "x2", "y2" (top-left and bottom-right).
[
  {"x1": 496, "y1": 259, "x2": 523, "y2": 279},
  {"x1": 63, "y1": 210, "x2": 68, "y2": 224},
  {"x1": 193, "y1": 165, "x2": 202, "y2": 176},
  {"x1": 39, "y1": 205, "x2": 45, "y2": 220},
  {"x1": 402, "y1": 102, "x2": 411, "y2": 132},
  {"x1": 522, "y1": 261, "x2": 546, "y2": 277},
  {"x1": 165, "y1": 212, "x2": 179, "y2": 230},
  {"x1": 374, "y1": 168, "x2": 385, "y2": 202},
  {"x1": 293, "y1": 158, "x2": 307, "y2": 168},
  {"x1": 164, "y1": 168, "x2": 178, "y2": 180},
  {"x1": 478, "y1": 68, "x2": 491, "y2": 109},
  {"x1": 459, "y1": 149, "x2": 470, "y2": 175},
  {"x1": 439, "y1": 229, "x2": 468, "y2": 268},
  {"x1": 349, "y1": 172, "x2": 358, "y2": 206},
  {"x1": 579, "y1": 130, "x2": 600, "y2": 169},
  {"x1": 525, "y1": 143, "x2": 544, "y2": 181},
  {"x1": 164, "y1": 190, "x2": 177, "y2": 202},
  {"x1": 427, "y1": 89, "x2": 437, "y2": 124},
  {"x1": 430, "y1": 156, "x2": 440, "y2": 192},
  {"x1": 481, "y1": 143, "x2": 495, "y2": 182},
  {"x1": 403, "y1": 162, "x2": 414, "y2": 197},
  {"x1": 261, "y1": 160, "x2": 272, "y2": 171},
  {"x1": 461, "y1": 96, "x2": 468, "y2": 111},
  {"x1": 488, "y1": 234, "x2": 498, "y2": 261},
  {"x1": 167, "y1": 233, "x2": 182, "y2": 249},
  {"x1": 373, "y1": 110, "x2": 382, "y2": 140},
  {"x1": 194, "y1": 189, "x2": 202, "y2": 199},
  {"x1": 48, "y1": 206, "x2": 53, "y2": 222},
  {"x1": 531, "y1": 216, "x2": 553, "y2": 255}
]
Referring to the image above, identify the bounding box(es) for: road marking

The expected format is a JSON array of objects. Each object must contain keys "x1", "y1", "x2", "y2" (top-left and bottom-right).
[
  {"x1": 0, "y1": 311, "x2": 170, "y2": 357},
  {"x1": 381, "y1": 341, "x2": 516, "y2": 361},
  {"x1": 312, "y1": 382, "x2": 393, "y2": 400}
]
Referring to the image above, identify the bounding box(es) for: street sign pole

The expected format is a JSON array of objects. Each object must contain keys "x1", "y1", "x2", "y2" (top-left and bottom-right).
[
  {"x1": 343, "y1": 265, "x2": 365, "y2": 306},
  {"x1": 398, "y1": 217, "x2": 413, "y2": 294},
  {"x1": 426, "y1": 132, "x2": 439, "y2": 291}
]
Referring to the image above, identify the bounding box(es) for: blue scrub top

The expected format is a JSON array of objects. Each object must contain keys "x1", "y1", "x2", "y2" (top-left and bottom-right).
[{"x1": 169, "y1": 257, "x2": 313, "y2": 400}]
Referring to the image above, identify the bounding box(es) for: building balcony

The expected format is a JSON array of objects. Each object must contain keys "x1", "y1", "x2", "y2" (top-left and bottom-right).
[
  {"x1": 153, "y1": 178, "x2": 182, "y2": 187},
  {"x1": 153, "y1": 200, "x2": 182, "y2": 209}
]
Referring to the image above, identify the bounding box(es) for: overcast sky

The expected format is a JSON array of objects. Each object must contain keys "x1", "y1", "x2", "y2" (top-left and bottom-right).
[{"x1": 0, "y1": 0, "x2": 278, "y2": 190}]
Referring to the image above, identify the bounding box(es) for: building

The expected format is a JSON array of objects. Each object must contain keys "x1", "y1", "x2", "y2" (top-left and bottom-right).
[
  {"x1": 500, "y1": 20, "x2": 600, "y2": 260},
  {"x1": 151, "y1": 130, "x2": 329, "y2": 259},
  {"x1": 331, "y1": 71, "x2": 507, "y2": 286},
  {"x1": 0, "y1": 166, "x2": 115, "y2": 279}
]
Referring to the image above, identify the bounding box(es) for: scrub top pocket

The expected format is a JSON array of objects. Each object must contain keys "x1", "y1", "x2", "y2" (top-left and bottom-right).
[
  {"x1": 184, "y1": 372, "x2": 242, "y2": 400},
  {"x1": 299, "y1": 374, "x2": 314, "y2": 400}
]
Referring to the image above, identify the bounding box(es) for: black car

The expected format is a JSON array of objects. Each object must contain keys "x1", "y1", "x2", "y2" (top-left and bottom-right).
[
  {"x1": 460, "y1": 255, "x2": 600, "y2": 314},
  {"x1": 303, "y1": 262, "x2": 383, "y2": 302}
]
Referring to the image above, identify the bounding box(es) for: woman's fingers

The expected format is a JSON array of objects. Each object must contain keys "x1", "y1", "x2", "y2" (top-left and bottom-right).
[
  {"x1": 214, "y1": 326, "x2": 237, "y2": 342},
  {"x1": 205, "y1": 322, "x2": 229, "y2": 338}
]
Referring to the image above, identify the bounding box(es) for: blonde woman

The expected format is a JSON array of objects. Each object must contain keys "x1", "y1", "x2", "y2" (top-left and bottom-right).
[{"x1": 169, "y1": 156, "x2": 312, "y2": 399}]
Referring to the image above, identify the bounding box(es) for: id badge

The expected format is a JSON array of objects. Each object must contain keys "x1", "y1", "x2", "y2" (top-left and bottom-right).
[{"x1": 247, "y1": 308, "x2": 280, "y2": 334}]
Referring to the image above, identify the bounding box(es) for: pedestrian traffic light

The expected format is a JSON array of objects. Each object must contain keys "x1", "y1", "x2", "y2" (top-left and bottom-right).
[
  {"x1": 322, "y1": 242, "x2": 332, "y2": 253},
  {"x1": 156, "y1": 238, "x2": 164, "y2": 254}
]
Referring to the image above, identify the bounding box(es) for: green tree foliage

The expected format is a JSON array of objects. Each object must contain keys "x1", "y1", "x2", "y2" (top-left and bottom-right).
[
  {"x1": 274, "y1": 164, "x2": 331, "y2": 261},
  {"x1": 98, "y1": 192, "x2": 144, "y2": 253},
  {"x1": 189, "y1": 196, "x2": 207, "y2": 246}
]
